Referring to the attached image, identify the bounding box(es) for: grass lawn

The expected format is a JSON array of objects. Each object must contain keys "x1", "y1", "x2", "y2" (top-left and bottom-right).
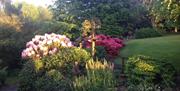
[{"x1": 120, "y1": 35, "x2": 180, "y2": 72}]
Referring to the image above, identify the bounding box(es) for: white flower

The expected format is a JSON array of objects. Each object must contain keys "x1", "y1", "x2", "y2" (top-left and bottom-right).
[
  {"x1": 48, "y1": 50, "x2": 53, "y2": 55},
  {"x1": 53, "y1": 38, "x2": 60, "y2": 43},
  {"x1": 22, "y1": 33, "x2": 74, "y2": 59},
  {"x1": 36, "y1": 54, "x2": 40, "y2": 58},
  {"x1": 26, "y1": 41, "x2": 34, "y2": 47},
  {"x1": 38, "y1": 39, "x2": 45, "y2": 45},
  {"x1": 61, "y1": 42, "x2": 67, "y2": 47},
  {"x1": 50, "y1": 33, "x2": 56, "y2": 37},
  {"x1": 47, "y1": 40, "x2": 52, "y2": 45},
  {"x1": 27, "y1": 52, "x2": 32, "y2": 57},
  {"x1": 32, "y1": 45, "x2": 38, "y2": 51},
  {"x1": 32, "y1": 38, "x2": 36, "y2": 42},
  {"x1": 43, "y1": 51, "x2": 48, "y2": 56},
  {"x1": 31, "y1": 51, "x2": 35, "y2": 55},
  {"x1": 35, "y1": 35, "x2": 42, "y2": 40},
  {"x1": 43, "y1": 47, "x2": 48, "y2": 51},
  {"x1": 67, "y1": 42, "x2": 73, "y2": 47}
]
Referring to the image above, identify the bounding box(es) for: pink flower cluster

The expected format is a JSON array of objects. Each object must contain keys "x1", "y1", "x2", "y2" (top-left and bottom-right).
[
  {"x1": 85, "y1": 34, "x2": 125, "y2": 57},
  {"x1": 21, "y1": 33, "x2": 73, "y2": 60}
]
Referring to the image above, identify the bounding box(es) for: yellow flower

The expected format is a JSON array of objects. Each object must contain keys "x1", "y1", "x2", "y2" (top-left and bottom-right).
[
  {"x1": 136, "y1": 61, "x2": 154, "y2": 72},
  {"x1": 82, "y1": 20, "x2": 92, "y2": 31},
  {"x1": 34, "y1": 61, "x2": 44, "y2": 71},
  {"x1": 86, "y1": 59, "x2": 112, "y2": 70}
]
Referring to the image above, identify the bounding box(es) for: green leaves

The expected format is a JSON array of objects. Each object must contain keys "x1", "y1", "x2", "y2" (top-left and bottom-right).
[
  {"x1": 18, "y1": 47, "x2": 91, "y2": 91},
  {"x1": 51, "y1": 0, "x2": 151, "y2": 36},
  {"x1": 135, "y1": 27, "x2": 162, "y2": 39},
  {"x1": 73, "y1": 59, "x2": 116, "y2": 91},
  {"x1": 125, "y1": 55, "x2": 176, "y2": 90},
  {"x1": 150, "y1": 0, "x2": 180, "y2": 31}
]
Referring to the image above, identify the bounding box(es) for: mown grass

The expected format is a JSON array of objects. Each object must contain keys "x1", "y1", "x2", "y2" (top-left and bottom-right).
[{"x1": 120, "y1": 35, "x2": 180, "y2": 72}]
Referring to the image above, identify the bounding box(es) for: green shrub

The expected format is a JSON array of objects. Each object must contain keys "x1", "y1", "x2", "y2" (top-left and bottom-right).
[
  {"x1": 95, "y1": 46, "x2": 107, "y2": 60},
  {"x1": 99, "y1": 25, "x2": 124, "y2": 38},
  {"x1": 0, "y1": 28, "x2": 16, "y2": 39},
  {"x1": 0, "y1": 67, "x2": 8, "y2": 86},
  {"x1": 18, "y1": 61, "x2": 37, "y2": 91},
  {"x1": 73, "y1": 59, "x2": 116, "y2": 91},
  {"x1": 0, "y1": 40, "x2": 22, "y2": 69},
  {"x1": 35, "y1": 69, "x2": 71, "y2": 91},
  {"x1": 135, "y1": 28, "x2": 162, "y2": 39},
  {"x1": 19, "y1": 61, "x2": 71, "y2": 91},
  {"x1": 0, "y1": 27, "x2": 23, "y2": 69},
  {"x1": 34, "y1": 21, "x2": 79, "y2": 40},
  {"x1": 125, "y1": 55, "x2": 176, "y2": 91},
  {"x1": 85, "y1": 46, "x2": 107, "y2": 60},
  {"x1": 18, "y1": 47, "x2": 91, "y2": 91},
  {"x1": 42, "y1": 47, "x2": 91, "y2": 78}
]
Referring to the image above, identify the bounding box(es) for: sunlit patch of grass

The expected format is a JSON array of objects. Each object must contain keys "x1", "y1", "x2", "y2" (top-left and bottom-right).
[{"x1": 120, "y1": 35, "x2": 180, "y2": 72}]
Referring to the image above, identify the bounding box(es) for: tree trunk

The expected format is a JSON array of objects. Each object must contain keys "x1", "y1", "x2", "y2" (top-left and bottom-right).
[{"x1": 175, "y1": 27, "x2": 178, "y2": 32}]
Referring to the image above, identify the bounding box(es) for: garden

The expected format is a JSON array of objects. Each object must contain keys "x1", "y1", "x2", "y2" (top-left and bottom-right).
[{"x1": 0, "y1": 0, "x2": 180, "y2": 91}]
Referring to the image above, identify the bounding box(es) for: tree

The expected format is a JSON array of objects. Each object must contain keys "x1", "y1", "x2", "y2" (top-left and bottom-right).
[
  {"x1": 0, "y1": 11, "x2": 22, "y2": 31},
  {"x1": 38, "y1": 7, "x2": 53, "y2": 21},
  {"x1": 51, "y1": 0, "x2": 151, "y2": 37},
  {"x1": 19, "y1": 2, "x2": 40, "y2": 21},
  {"x1": 149, "y1": 0, "x2": 180, "y2": 32}
]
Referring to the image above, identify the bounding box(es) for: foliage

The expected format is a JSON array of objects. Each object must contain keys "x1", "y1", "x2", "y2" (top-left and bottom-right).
[
  {"x1": 51, "y1": 0, "x2": 151, "y2": 36},
  {"x1": 73, "y1": 59, "x2": 116, "y2": 91},
  {"x1": 0, "y1": 11, "x2": 22, "y2": 31},
  {"x1": 82, "y1": 20, "x2": 92, "y2": 34},
  {"x1": 18, "y1": 61, "x2": 71, "y2": 91},
  {"x1": 34, "y1": 21, "x2": 79, "y2": 40},
  {"x1": 125, "y1": 55, "x2": 176, "y2": 90},
  {"x1": 0, "y1": 20, "x2": 24, "y2": 69},
  {"x1": 148, "y1": 0, "x2": 180, "y2": 32},
  {"x1": 94, "y1": 46, "x2": 107, "y2": 60},
  {"x1": 18, "y1": 61, "x2": 38, "y2": 91},
  {"x1": 0, "y1": 26, "x2": 16, "y2": 39},
  {"x1": 15, "y1": 2, "x2": 52, "y2": 22},
  {"x1": 0, "y1": 1, "x2": 78, "y2": 71},
  {"x1": 135, "y1": 28, "x2": 162, "y2": 39},
  {"x1": 99, "y1": 25, "x2": 125, "y2": 37},
  {"x1": 0, "y1": 39, "x2": 22, "y2": 68},
  {"x1": 20, "y1": 2, "x2": 40, "y2": 21},
  {"x1": 19, "y1": 47, "x2": 91, "y2": 91},
  {"x1": 21, "y1": 33, "x2": 73, "y2": 60},
  {"x1": 0, "y1": 59, "x2": 8, "y2": 87},
  {"x1": 120, "y1": 35, "x2": 180, "y2": 72},
  {"x1": 19, "y1": 45, "x2": 117, "y2": 91},
  {"x1": 85, "y1": 34, "x2": 125, "y2": 58},
  {"x1": 41, "y1": 47, "x2": 91, "y2": 78},
  {"x1": 35, "y1": 69, "x2": 71, "y2": 91},
  {"x1": 38, "y1": 7, "x2": 53, "y2": 21}
]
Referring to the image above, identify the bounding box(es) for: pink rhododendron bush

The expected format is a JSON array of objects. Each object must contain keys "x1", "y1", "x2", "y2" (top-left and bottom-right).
[
  {"x1": 19, "y1": 33, "x2": 91, "y2": 91},
  {"x1": 85, "y1": 34, "x2": 125, "y2": 57},
  {"x1": 21, "y1": 33, "x2": 73, "y2": 59}
]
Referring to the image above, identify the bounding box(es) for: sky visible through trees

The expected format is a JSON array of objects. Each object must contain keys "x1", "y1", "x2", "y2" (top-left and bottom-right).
[{"x1": 11, "y1": 0, "x2": 54, "y2": 7}]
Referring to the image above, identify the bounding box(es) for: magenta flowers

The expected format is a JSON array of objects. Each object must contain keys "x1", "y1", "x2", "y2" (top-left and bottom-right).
[
  {"x1": 85, "y1": 34, "x2": 125, "y2": 57},
  {"x1": 21, "y1": 33, "x2": 73, "y2": 60}
]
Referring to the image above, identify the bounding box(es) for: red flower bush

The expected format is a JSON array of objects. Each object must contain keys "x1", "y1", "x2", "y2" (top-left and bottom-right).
[{"x1": 85, "y1": 34, "x2": 125, "y2": 57}]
